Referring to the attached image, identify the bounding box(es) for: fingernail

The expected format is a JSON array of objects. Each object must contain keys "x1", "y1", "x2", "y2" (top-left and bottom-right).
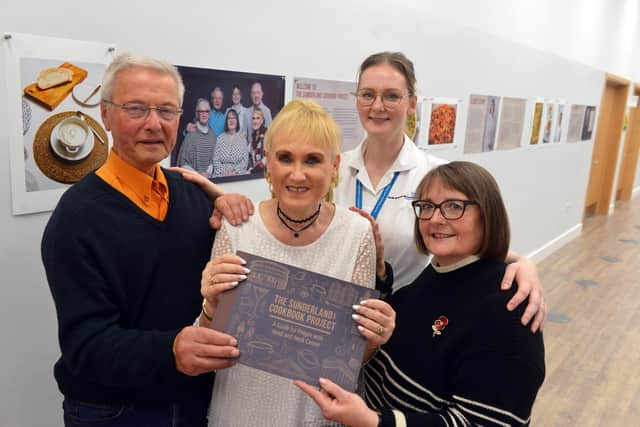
[
  {"x1": 352, "y1": 314, "x2": 360, "y2": 321},
  {"x1": 501, "y1": 282, "x2": 508, "y2": 289},
  {"x1": 357, "y1": 325, "x2": 365, "y2": 333},
  {"x1": 229, "y1": 281, "x2": 239, "y2": 287},
  {"x1": 360, "y1": 300, "x2": 368, "y2": 305},
  {"x1": 352, "y1": 304, "x2": 361, "y2": 311},
  {"x1": 238, "y1": 275, "x2": 248, "y2": 280},
  {"x1": 242, "y1": 267, "x2": 251, "y2": 274},
  {"x1": 231, "y1": 338, "x2": 238, "y2": 346},
  {"x1": 231, "y1": 348, "x2": 240, "y2": 357},
  {"x1": 239, "y1": 257, "x2": 247, "y2": 265},
  {"x1": 319, "y1": 378, "x2": 329, "y2": 385}
]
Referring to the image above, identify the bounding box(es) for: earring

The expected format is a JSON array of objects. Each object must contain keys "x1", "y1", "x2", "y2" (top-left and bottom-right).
[{"x1": 264, "y1": 171, "x2": 275, "y2": 198}]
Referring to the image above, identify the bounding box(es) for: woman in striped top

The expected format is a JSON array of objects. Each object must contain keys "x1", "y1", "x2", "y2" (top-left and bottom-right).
[{"x1": 296, "y1": 161, "x2": 545, "y2": 427}]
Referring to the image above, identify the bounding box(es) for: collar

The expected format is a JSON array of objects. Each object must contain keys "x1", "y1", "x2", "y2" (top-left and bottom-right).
[
  {"x1": 345, "y1": 133, "x2": 419, "y2": 174},
  {"x1": 431, "y1": 255, "x2": 480, "y2": 273},
  {"x1": 100, "y1": 149, "x2": 168, "y2": 200}
]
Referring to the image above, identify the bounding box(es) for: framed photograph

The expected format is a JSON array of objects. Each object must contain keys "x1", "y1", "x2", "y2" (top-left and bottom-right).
[
  {"x1": 3, "y1": 33, "x2": 114, "y2": 215},
  {"x1": 172, "y1": 65, "x2": 285, "y2": 184}
]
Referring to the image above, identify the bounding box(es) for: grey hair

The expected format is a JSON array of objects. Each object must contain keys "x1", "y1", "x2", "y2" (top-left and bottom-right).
[
  {"x1": 101, "y1": 52, "x2": 185, "y2": 106},
  {"x1": 194, "y1": 98, "x2": 211, "y2": 121}
]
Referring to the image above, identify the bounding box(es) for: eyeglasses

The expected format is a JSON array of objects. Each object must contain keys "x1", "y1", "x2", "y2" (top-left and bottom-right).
[
  {"x1": 412, "y1": 199, "x2": 478, "y2": 220},
  {"x1": 352, "y1": 89, "x2": 405, "y2": 108},
  {"x1": 104, "y1": 100, "x2": 183, "y2": 120}
]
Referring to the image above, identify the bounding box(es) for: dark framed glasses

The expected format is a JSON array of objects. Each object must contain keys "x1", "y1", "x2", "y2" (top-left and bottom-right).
[{"x1": 412, "y1": 199, "x2": 478, "y2": 220}]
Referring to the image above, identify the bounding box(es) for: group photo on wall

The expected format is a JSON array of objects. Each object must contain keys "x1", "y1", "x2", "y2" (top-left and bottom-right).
[{"x1": 171, "y1": 65, "x2": 285, "y2": 183}]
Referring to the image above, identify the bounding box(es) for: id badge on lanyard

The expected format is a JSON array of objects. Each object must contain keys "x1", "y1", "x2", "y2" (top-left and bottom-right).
[{"x1": 355, "y1": 171, "x2": 400, "y2": 220}]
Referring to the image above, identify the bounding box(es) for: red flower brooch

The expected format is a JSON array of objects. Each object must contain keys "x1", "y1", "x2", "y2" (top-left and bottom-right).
[{"x1": 432, "y1": 315, "x2": 449, "y2": 337}]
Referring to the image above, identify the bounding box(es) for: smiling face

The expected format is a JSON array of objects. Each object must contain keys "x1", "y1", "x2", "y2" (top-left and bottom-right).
[
  {"x1": 226, "y1": 110, "x2": 239, "y2": 133},
  {"x1": 251, "y1": 110, "x2": 265, "y2": 130},
  {"x1": 266, "y1": 132, "x2": 340, "y2": 217},
  {"x1": 251, "y1": 83, "x2": 263, "y2": 106},
  {"x1": 196, "y1": 100, "x2": 210, "y2": 125},
  {"x1": 101, "y1": 67, "x2": 180, "y2": 176},
  {"x1": 211, "y1": 88, "x2": 224, "y2": 111},
  {"x1": 232, "y1": 87, "x2": 242, "y2": 105},
  {"x1": 418, "y1": 178, "x2": 483, "y2": 266},
  {"x1": 356, "y1": 63, "x2": 416, "y2": 142}
]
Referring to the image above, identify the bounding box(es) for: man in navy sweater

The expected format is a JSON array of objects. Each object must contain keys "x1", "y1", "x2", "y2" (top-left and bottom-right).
[{"x1": 42, "y1": 53, "x2": 248, "y2": 427}]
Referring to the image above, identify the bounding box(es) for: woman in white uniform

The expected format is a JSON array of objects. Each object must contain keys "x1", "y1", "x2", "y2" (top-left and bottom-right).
[{"x1": 334, "y1": 51, "x2": 545, "y2": 330}]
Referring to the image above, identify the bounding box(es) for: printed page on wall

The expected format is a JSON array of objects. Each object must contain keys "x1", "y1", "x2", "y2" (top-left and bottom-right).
[
  {"x1": 418, "y1": 97, "x2": 461, "y2": 149},
  {"x1": 464, "y1": 95, "x2": 487, "y2": 153},
  {"x1": 554, "y1": 103, "x2": 566, "y2": 143},
  {"x1": 581, "y1": 106, "x2": 596, "y2": 141},
  {"x1": 3, "y1": 33, "x2": 115, "y2": 215},
  {"x1": 293, "y1": 77, "x2": 364, "y2": 152},
  {"x1": 173, "y1": 66, "x2": 285, "y2": 183},
  {"x1": 464, "y1": 94, "x2": 500, "y2": 153},
  {"x1": 529, "y1": 102, "x2": 544, "y2": 145},
  {"x1": 541, "y1": 103, "x2": 555, "y2": 143},
  {"x1": 496, "y1": 97, "x2": 526, "y2": 150},
  {"x1": 567, "y1": 105, "x2": 586, "y2": 142}
]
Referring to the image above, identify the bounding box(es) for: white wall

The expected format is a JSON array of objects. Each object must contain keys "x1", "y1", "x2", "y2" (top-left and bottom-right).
[{"x1": 0, "y1": 1, "x2": 636, "y2": 426}]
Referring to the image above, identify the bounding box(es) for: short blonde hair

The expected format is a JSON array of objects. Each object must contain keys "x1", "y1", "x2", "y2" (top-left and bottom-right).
[{"x1": 264, "y1": 99, "x2": 341, "y2": 202}]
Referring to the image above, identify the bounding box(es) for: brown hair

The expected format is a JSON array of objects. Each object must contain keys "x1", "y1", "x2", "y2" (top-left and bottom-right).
[
  {"x1": 357, "y1": 51, "x2": 417, "y2": 96},
  {"x1": 413, "y1": 161, "x2": 510, "y2": 261}
]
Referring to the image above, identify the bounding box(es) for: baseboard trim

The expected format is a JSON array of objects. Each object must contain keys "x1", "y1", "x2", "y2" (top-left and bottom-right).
[{"x1": 527, "y1": 223, "x2": 582, "y2": 264}]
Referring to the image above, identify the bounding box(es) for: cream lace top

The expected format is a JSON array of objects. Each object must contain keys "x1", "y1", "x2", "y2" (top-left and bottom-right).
[{"x1": 207, "y1": 203, "x2": 375, "y2": 427}]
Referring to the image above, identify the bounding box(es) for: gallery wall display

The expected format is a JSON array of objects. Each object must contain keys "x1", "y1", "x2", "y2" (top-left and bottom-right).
[
  {"x1": 554, "y1": 103, "x2": 566, "y2": 143},
  {"x1": 172, "y1": 65, "x2": 285, "y2": 184},
  {"x1": 567, "y1": 105, "x2": 586, "y2": 143},
  {"x1": 528, "y1": 101, "x2": 544, "y2": 145},
  {"x1": 417, "y1": 97, "x2": 461, "y2": 149},
  {"x1": 464, "y1": 94, "x2": 500, "y2": 153},
  {"x1": 581, "y1": 105, "x2": 597, "y2": 140},
  {"x1": 496, "y1": 97, "x2": 526, "y2": 150},
  {"x1": 4, "y1": 33, "x2": 114, "y2": 215},
  {"x1": 293, "y1": 77, "x2": 364, "y2": 152}
]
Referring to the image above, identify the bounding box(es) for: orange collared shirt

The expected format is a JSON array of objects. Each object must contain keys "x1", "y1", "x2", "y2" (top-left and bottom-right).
[{"x1": 96, "y1": 150, "x2": 169, "y2": 221}]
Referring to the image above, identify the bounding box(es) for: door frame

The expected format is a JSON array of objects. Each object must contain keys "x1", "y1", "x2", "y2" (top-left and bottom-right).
[
  {"x1": 583, "y1": 73, "x2": 630, "y2": 216},
  {"x1": 615, "y1": 83, "x2": 640, "y2": 201}
]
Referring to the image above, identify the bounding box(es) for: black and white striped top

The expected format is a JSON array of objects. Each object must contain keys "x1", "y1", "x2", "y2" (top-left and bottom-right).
[{"x1": 364, "y1": 258, "x2": 545, "y2": 427}]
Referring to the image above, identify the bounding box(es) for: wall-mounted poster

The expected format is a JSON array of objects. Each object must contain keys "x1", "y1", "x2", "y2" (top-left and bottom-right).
[
  {"x1": 529, "y1": 102, "x2": 544, "y2": 145},
  {"x1": 581, "y1": 106, "x2": 596, "y2": 141},
  {"x1": 554, "y1": 104, "x2": 566, "y2": 143},
  {"x1": 567, "y1": 105, "x2": 586, "y2": 143},
  {"x1": 542, "y1": 103, "x2": 555, "y2": 143},
  {"x1": 496, "y1": 97, "x2": 526, "y2": 150},
  {"x1": 464, "y1": 94, "x2": 500, "y2": 153},
  {"x1": 293, "y1": 77, "x2": 364, "y2": 152},
  {"x1": 4, "y1": 33, "x2": 114, "y2": 215},
  {"x1": 417, "y1": 97, "x2": 461, "y2": 148},
  {"x1": 172, "y1": 66, "x2": 285, "y2": 183}
]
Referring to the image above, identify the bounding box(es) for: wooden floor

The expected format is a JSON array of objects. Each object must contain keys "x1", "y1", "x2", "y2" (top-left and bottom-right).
[{"x1": 531, "y1": 196, "x2": 640, "y2": 426}]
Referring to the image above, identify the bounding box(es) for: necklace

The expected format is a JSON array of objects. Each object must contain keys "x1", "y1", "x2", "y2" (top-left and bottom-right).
[{"x1": 276, "y1": 202, "x2": 321, "y2": 238}]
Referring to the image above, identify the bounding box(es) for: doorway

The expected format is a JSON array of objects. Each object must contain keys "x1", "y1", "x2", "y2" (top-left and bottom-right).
[
  {"x1": 583, "y1": 73, "x2": 630, "y2": 217},
  {"x1": 615, "y1": 84, "x2": 640, "y2": 202}
]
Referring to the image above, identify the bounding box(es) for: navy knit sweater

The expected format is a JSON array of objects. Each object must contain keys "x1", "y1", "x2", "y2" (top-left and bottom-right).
[
  {"x1": 42, "y1": 170, "x2": 215, "y2": 406},
  {"x1": 366, "y1": 259, "x2": 545, "y2": 426}
]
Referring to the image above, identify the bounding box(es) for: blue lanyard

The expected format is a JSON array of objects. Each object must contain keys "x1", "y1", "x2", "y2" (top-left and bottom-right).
[{"x1": 355, "y1": 171, "x2": 400, "y2": 220}]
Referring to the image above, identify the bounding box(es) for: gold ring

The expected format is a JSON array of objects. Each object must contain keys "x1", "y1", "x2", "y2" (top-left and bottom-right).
[
  {"x1": 209, "y1": 275, "x2": 216, "y2": 286},
  {"x1": 378, "y1": 326, "x2": 385, "y2": 336}
]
